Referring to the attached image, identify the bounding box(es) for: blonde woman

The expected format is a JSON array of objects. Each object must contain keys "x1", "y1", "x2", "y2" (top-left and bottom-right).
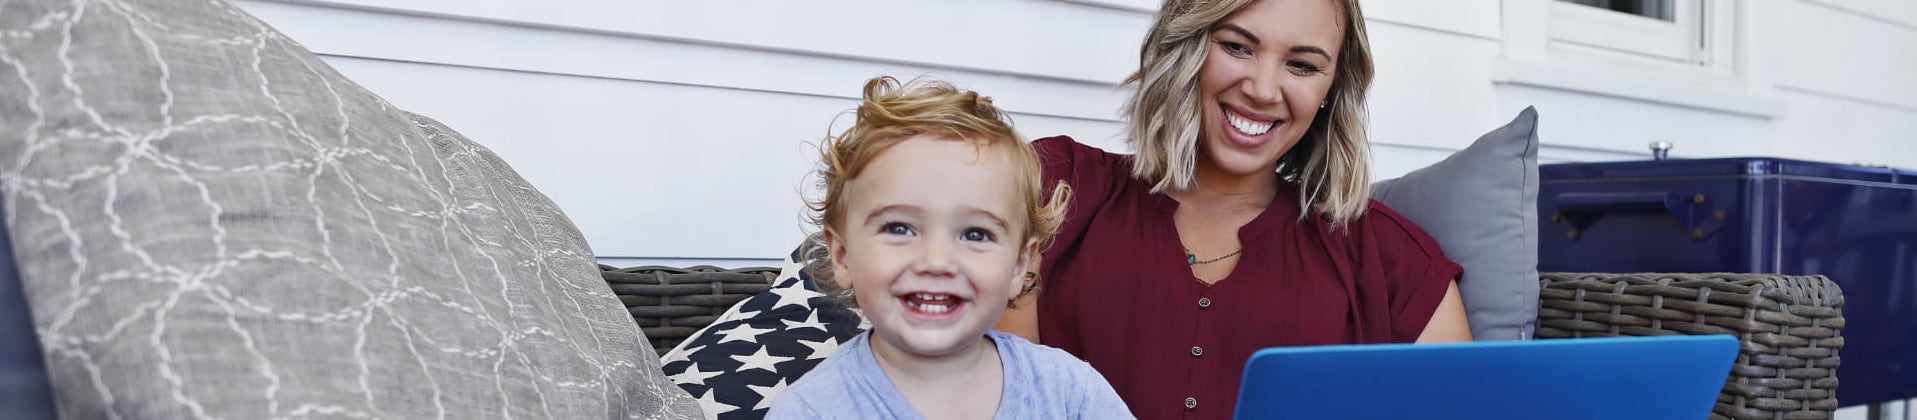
[{"x1": 997, "y1": 0, "x2": 1471, "y2": 418}]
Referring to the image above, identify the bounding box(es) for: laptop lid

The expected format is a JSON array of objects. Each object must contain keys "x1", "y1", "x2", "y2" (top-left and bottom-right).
[{"x1": 1233, "y1": 335, "x2": 1738, "y2": 420}]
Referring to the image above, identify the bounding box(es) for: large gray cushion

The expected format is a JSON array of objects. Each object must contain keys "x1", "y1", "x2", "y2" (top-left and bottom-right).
[
  {"x1": 0, "y1": 0, "x2": 699, "y2": 418},
  {"x1": 1371, "y1": 107, "x2": 1542, "y2": 341}
]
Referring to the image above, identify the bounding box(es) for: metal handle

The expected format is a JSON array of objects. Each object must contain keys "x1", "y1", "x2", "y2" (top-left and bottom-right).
[{"x1": 1551, "y1": 192, "x2": 1717, "y2": 240}]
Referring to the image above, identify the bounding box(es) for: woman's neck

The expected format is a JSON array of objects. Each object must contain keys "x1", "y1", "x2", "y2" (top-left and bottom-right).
[{"x1": 1174, "y1": 161, "x2": 1281, "y2": 215}]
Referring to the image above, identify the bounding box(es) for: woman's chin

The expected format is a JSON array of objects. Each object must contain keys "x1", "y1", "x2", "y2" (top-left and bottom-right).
[{"x1": 1203, "y1": 148, "x2": 1285, "y2": 178}]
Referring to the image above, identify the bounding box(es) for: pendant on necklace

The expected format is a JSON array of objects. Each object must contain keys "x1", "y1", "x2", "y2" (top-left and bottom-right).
[{"x1": 1186, "y1": 254, "x2": 1197, "y2": 265}]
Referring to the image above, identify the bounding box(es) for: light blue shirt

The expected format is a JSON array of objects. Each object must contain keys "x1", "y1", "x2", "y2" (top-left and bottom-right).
[{"x1": 767, "y1": 329, "x2": 1134, "y2": 419}]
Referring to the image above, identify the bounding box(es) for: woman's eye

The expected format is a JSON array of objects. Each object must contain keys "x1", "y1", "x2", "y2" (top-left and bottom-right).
[
  {"x1": 881, "y1": 223, "x2": 915, "y2": 236},
  {"x1": 960, "y1": 228, "x2": 995, "y2": 243},
  {"x1": 1218, "y1": 41, "x2": 1252, "y2": 57},
  {"x1": 1288, "y1": 60, "x2": 1325, "y2": 74}
]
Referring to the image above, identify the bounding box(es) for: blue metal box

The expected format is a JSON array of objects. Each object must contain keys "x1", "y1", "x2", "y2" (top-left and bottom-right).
[{"x1": 1537, "y1": 157, "x2": 1915, "y2": 406}]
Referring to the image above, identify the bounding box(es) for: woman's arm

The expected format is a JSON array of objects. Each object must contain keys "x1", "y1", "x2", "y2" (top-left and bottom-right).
[
  {"x1": 1415, "y1": 279, "x2": 1472, "y2": 343},
  {"x1": 998, "y1": 291, "x2": 1042, "y2": 343}
]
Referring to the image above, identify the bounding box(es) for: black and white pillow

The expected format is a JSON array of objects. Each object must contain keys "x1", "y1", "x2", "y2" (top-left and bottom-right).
[{"x1": 660, "y1": 239, "x2": 869, "y2": 419}]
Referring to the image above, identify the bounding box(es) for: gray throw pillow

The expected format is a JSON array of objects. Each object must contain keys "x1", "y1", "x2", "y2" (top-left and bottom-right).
[
  {"x1": 1371, "y1": 107, "x2": 1541, "y2": 341},
  {"x1": 0, "y1": 1, "x2": 699, "y2": 418}
]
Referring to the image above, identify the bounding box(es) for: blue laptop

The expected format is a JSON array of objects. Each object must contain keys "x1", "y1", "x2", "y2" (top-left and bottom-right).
[{"x1": 1232, "y1": 335, "x2": 1739, "y2": 420}]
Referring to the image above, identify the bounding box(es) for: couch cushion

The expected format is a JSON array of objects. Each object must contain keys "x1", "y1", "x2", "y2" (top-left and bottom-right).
[
  {"x1": 0, "y1": 1, "x2": 699, "y2": 418},
  {"x1": 659, "y1": 238, "x2": 867, "y2": 419},
  {"x1": 1370, "y1": 107, "x2": 1542, "y2": 340}
]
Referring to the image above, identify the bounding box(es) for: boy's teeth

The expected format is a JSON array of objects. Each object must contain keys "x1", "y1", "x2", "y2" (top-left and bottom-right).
[
  {"x1": 905, "y1": 293, "x2": 959, "y2": 314},
  {"x1": 1228, "y1": 112, "x2": 1273, "y2": 136}
]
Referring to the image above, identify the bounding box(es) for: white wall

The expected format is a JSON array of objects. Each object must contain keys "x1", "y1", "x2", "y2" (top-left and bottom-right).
[{"x1": 238, "y1": 0, "x2": 1916, "y2": 268}]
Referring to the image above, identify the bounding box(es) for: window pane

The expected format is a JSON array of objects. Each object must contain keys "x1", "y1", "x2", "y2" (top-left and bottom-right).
[{"x1": 1560, "y1": 0, "x2": 1674, "y2": 21}]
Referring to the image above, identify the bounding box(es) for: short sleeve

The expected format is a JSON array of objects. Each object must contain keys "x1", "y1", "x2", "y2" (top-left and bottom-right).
[
  {"x1": 1362, "y1": 202, "x2": 1465, "y2": 342},
  {"x1": 1074, "y1": 361, "x2": 1135, "y2": 419},
  {"x1": 1031, "y1": 136, "x2": 1125, "y2": 271},
  {"x1": 764, "y1": 394, "x2": 811, "y2": 420}
]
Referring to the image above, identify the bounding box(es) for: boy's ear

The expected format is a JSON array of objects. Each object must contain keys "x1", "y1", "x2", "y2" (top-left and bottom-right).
[
  {"x1": 1010, "y1": 238, "x2": 1040, "y2": 294},
  {"x1": 823, "y1": 228, "x2": 853, "y2": 289}
]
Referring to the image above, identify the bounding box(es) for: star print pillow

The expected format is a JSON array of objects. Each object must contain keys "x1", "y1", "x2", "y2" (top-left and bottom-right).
[{"x1": 660, "y1": 238, "x2": 870, "y2": 419}]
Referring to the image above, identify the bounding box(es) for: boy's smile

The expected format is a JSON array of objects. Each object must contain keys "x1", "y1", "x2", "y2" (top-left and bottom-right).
[{"x1": 825, "y1": 134, "x2": 1033, "y2": 360}]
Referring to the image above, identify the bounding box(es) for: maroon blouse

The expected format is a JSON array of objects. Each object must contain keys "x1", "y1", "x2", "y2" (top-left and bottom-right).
[{"x1": 1032, "y1": 136, "x2": 1462, "y2": 420}]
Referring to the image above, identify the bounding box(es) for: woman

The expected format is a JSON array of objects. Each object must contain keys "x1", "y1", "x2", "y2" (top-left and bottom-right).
[{"x1": 997, "y1": 0, "x2": 1471, "y2": 418}]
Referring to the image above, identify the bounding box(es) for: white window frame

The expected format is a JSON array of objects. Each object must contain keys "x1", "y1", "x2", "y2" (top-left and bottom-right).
[
  {"x1": 1496, "y1": 0, "x2": 1779, "y2": 118},
  {"x1": 1550, "y1": 0, "x2": 1705, "y2": 64}
]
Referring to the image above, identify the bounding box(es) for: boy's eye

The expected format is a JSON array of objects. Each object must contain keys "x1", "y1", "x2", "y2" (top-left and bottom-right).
[
  {"x1": 959, "y1": 228, "x2": 995, "y2": 243},
  {"x1": 881, "y1": 222, "x2": 915, "y2": 236}
]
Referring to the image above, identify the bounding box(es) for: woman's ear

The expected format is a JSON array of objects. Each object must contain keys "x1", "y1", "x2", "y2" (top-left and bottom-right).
[{"x1": 823, "y1": 228, "x2": 853, "y2": 289}]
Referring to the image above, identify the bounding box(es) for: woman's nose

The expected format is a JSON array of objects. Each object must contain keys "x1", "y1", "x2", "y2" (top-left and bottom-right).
[{"x1": 1242, "y1": 62, "x2": 1285, "y2": 106}]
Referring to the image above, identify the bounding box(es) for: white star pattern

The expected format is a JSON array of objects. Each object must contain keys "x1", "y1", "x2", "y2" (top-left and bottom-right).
[
  {"x1": 766, "y1": 285, "x2": 822, "y2": 311},
  {"x1": 714, "y1": 323, "x2": 775, "y2": 344},
  {"x1": 656, "y1": 241, "x2": 875, "y2": 419},
  {"x1": 668, "y1": 361, "x2": 722, "y2": 387},
  {"x1": 661, "y1": 344, "x2": 706, "y2": 364},
  {"x1": 795, "y1": 336, "x2": 841, "y2": 361},
  {"x1": 747, "y1": 378, "x2": 791, "y2": 410},
  {"x1": 694, "y1": 388, "x2": 739, "y2": 417},
  {"x1": 781, "y1": 311, "x2": 828, "y2": 333},
  {"x1": 731, "y1": 344, "x2": 795, "y2": 374}
]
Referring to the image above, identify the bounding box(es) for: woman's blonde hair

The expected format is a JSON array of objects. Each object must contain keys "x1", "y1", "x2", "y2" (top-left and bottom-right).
[
  {"x1": 1123, "y1": 0, "x2": 1375, "y2": 226},
  {"x1": 805, "y1": 76, "x2": 1070, "y2": 307}
]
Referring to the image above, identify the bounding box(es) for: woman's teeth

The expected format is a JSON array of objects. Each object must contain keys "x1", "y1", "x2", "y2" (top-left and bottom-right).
[{"x1": 1228, "y1": 111, "x2": 1274, "y2": 136}]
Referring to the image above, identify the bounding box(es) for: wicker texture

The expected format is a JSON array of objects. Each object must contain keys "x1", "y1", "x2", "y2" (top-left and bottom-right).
[
  {"x1": 1538, "y1": 273, "x2": 1846, "y2": 420},
  {"x1": 600, "y1": 265, "x2": 779, "y2": 354}
]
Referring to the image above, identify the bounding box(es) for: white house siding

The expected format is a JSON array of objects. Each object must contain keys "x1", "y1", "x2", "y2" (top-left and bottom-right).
[
  {"x1": 238, "y1": 0, "x2": 1911, "y2": 415},
  {"x1": 1757, "y1": 0, "x2": 1917, "y2": 170},
  {"x1": 234, "y1": 0, "x2": 1915, "y2": 260}
]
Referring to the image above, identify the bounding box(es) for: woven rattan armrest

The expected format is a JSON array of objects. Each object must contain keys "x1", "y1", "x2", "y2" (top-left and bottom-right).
[
  {"x1": 1538, "y1": 272, "x2": 1845, "y2": 420},
  {"x1": 600, "y1": 265, "x2": 780, "y2": 355}
]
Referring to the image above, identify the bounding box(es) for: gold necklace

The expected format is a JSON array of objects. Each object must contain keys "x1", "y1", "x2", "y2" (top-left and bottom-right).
[{"x1": 1184, "y1": 248, "x2": 1243, "y2": 265}]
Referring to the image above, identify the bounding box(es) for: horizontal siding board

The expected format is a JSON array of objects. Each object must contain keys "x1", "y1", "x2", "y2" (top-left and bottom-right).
[
  {"x1": 254, "y1": 0, "x2": 1150, "y2": 83},
  {"x1": 238, "y1": 0, "x2": 1130, "y2": 122},
  {"x1": 1755, "y1": 0, "x2": 1917, "y2": 110}
]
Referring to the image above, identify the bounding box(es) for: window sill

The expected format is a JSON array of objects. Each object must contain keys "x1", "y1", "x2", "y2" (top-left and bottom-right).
[{"x1": 1490, "y1": 58, "x2": 1784, "y2": 119}]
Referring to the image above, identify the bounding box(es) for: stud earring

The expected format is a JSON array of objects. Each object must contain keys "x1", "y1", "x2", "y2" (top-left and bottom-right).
[{"x1": 1319, "y1": 100, "x2": 1328, "y2": 109}]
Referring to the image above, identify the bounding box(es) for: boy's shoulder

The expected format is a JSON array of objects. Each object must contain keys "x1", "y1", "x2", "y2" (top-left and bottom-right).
[
  {"x1": 989, "y1": 330, "x2": 1104, "y2": 384},
  {"x1": 770, "y1": 332, "x2": 897, "y2": 418},
  {"x1": 989, "y1": 330, "x2": 1135, "y2": 419},
  {"x1": 781, "y1": 331, "x2": 873, "y2": 393}
]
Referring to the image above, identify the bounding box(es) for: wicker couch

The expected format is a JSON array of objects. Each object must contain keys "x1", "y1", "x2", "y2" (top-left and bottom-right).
[{"x1": 607, "y1": 266, "x2": 1845, "y2": 420}]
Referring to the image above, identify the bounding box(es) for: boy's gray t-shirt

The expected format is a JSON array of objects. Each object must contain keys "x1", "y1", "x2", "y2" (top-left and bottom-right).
[{"x1": 767, "y1": 329, "x2": 1134, "y2": 419}]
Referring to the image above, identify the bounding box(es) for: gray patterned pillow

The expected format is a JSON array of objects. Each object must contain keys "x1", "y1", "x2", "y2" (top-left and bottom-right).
[{"x1": 0, "y1": 0, "x2": 699, "y2": 418}]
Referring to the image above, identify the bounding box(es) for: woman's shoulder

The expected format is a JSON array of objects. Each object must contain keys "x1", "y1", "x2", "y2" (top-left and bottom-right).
[
  {"x1": 1345, "y1": 200, "x2": 1450, "y2": 260},
  {"x1": 1033, "y1": 136, "x2": 1131, "y2": 174}
]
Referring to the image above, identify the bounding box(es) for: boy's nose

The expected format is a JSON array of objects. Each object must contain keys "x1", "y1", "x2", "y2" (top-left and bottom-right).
[{"x1": 913, "y1": 239, "x2": 958, "y2": 277}]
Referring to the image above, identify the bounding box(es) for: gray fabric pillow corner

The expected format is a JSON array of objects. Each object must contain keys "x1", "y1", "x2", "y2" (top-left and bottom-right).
[
  {"x1": 0, "y1": 0, "x2": 700, "y2": 418},
  {"x1": 1371, "y1": 107, "x2": 1541, "y2": 341}
]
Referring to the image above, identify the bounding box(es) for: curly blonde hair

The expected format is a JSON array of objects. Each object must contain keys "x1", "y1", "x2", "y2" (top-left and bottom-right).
[
  {"x1": 805, "y1": 76, "x2": 1070, "y2": 307},
  {"x1": 1124, "y1": 0, "x2": 1375, "y2": 226}
]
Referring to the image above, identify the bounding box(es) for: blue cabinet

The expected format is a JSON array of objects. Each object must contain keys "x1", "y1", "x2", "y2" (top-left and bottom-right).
[{"x1": 1538, "y1": 158, "x2": 1915, "y2": 406}]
